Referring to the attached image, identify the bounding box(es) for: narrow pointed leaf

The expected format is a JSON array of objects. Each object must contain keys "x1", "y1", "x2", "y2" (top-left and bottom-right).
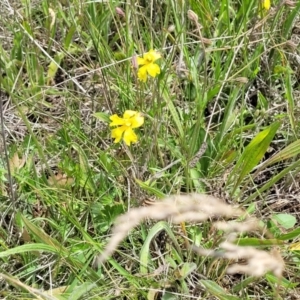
[
  {"x1": 200, "y1": 280, "x2": 240, "y2": 300},
  {"x1": 230, "y1": 122, "x2": 280, "y2": 194},
  {"x1": 21, "y1": 215, "x2": 67, "y2": 253},
  {"x1": 257, "y1": 139, "x2": 300, "y2": 171},
  {"x1": 140, "y1": 221, "x2": 182, "y2": 274}
]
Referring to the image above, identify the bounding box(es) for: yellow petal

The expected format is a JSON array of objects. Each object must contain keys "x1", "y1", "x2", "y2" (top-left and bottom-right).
[
  {"x1": 138, "y1": 65, "x2": 148, "y2": 82},
  {"x1": 148, "y1": 49, "x2": 161, "y2": 61},
  {"x1": 130, "y1": 113, "x2": 144, "y2": 128},
  {"x1": 123, "y1": 110, "x2": 137, "y2": 119},
  {"x1": 111, "y1": 126, "x2": 126, "y2": 143},
  {"x1": 110, "y1": 114, "x2": 126, "y2": 126},
  {"x1": 137, "y1": 57, "x2": 146, "y2": 66},
  {"x1": 263, "y1": 0, "x2": 270, "y2": 10},
  {"x1": 123, "y1": 128, "x2": 138, "y2": 146},
  {"x1": 147, "y1": 63, "x2": 160, "y2": 78}
]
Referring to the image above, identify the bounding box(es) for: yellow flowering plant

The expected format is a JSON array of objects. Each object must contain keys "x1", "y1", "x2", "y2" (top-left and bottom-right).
[
  {"x1": 137, "y1": 49, "x2": 161, "y2": 82},
  {"x1": 109, "y1": 110, "x2": 144, "y2": 146}
]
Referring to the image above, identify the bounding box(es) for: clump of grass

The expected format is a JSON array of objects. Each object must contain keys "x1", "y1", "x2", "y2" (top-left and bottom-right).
[{"x1": 1, "y1": 0, "x2": 300, "y2": 299}]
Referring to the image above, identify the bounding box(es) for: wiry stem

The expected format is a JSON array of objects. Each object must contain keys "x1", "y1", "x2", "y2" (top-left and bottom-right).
[{"x1": 0, "y1": 68, "x2": 16, "y2": 232}]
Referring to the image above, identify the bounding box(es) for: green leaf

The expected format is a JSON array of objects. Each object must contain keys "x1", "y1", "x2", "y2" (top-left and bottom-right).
[
  {"x1": 67, "y1": 282, "x2": 97, "y2": 300},
  {"x1": 0, "y1": 243, "x2": 60, "y2": 258},
  {"x1": 72, "y1": 143, "x2": 96, "y2": 192},
  {"x1": 256, "y1": 139, "x2": 300, "y2": 171},
  {"x1": 282, "y1": 1, "x2": 300, "y2": 38},
  {"x1": 232, "y1": 277, "x2": 257, "y2": 292},
  {"x1": 229, "y1": 122, "x2": 280, "y2": 195},
  {"x1": 135, "y1": 179, "x2": 165, "y2": 199},
  {"x1": 162, "y1": 88, "x2": 184, "y2": 138},
  {"x1": 21, "y1": 215, "x2": 67, "y2": 253},
  {"x1": 245, "y1": 159, "x2": 300, "y2": 204},
  {"x1": 236, "y1": 238, "x2": 284, "y2": 247},
  {"x1": 200, "y1": 280, "x2": 240, "y2": 300},
  {"x1": 21, "y1": 215, "x2": 102, "y2": 282},
  {"x1": 93, "y1": 112, "x2": 110, "y2": 123},
  {"x1": 46, "y1": 52, "x2": 65, "y2": 85},
  {"x1": 0, "y1": 272, "x2": 59, "y2": 300},
  {"x1": 161, "y1": 292, "x2": 178, "y2": 300},
  {"x1": 266, "y1": 273, "x2": 298, "y2": 289},
  {"x1": 272, "y1": 214, "x2": 296, "y2": 230},
  {"x1": 176, "y1": 262, "x2": 197, "y2": 280},
  {"x1": 284, "y1": 72, "x2": 297, "y2": 136},
  {"x1": 257, "y1": 91, "x2": 268, "y2": 110},
  {"x1": 147, "y1": 289, "x2": 157, "y2": 300},
  {"x1": 278, "y1": 227, "x2": 300, "y2": 240},
  {"x1": 64, "y1": 25, "x2": 77, "y2": 49},
  {"x1": 140, "y1": 221, "x2": 182, "y2": 274}
]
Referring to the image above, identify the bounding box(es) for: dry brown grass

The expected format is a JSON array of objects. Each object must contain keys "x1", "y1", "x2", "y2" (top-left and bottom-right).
[{"x1": 98, "y1": 194, "x2": 284, "y2": 278}]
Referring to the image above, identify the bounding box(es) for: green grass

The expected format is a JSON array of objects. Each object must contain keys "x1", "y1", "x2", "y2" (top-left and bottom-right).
[{"x1": 1, "y1": 0, "x2": 300, "y2": 299}]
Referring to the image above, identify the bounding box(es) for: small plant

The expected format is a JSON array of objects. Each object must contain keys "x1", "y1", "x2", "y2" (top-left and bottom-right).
[{"x1": 0, "y1": 0, "x2": 300, "y2": 299}]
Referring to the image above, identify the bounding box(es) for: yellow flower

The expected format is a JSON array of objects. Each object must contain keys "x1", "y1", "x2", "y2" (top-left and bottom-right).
[
  {"x1": 109, "y1": 110, "x2": 144, "y2": 146},
  {"x1": 263, "y1": 0, "x2": 271, "y2": 10},
  {"x1": 137, "y1": 49, "x2": 161, "y2": 82}
]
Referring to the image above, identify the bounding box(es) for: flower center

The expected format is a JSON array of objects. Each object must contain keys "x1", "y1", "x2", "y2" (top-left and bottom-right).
[{"x1": 144, "y1": 53, "x2": 154, "y2": 63}]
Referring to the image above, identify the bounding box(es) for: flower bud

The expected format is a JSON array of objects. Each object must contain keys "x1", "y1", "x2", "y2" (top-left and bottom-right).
[
  {"x1": 233, "y1": 77, "x2": 249, "y2": 84},
  {"x1": 168, "y1": 25, "x2": 175, "y2": 33},
  {"x1": 187, "y1": 9, "x2": 198, "y2": 23},
  {"x1": 284, "y1": 0, "x2": 296, "y2": 7},
  {"x1": 131, "y1": 54, "x2": 138, "y2": 70},
  {"x1": 116, "y1": 7, "x2": 125, "y2": 18}
]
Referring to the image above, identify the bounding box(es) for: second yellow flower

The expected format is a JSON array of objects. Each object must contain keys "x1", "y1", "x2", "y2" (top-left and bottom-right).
[{"x1": 137, "y1": 49, "x2": 161, "y2": 82}]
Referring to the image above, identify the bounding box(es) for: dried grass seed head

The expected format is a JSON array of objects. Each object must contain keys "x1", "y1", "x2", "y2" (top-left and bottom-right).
[{"x1": 97, "y1": 194, "x2": 243, "y2": 264}]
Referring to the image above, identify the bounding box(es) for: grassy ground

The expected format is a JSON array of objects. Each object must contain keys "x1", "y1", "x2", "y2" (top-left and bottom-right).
[{"x1": 1, "y1": 0, "x2": 300, "y2": 299}]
